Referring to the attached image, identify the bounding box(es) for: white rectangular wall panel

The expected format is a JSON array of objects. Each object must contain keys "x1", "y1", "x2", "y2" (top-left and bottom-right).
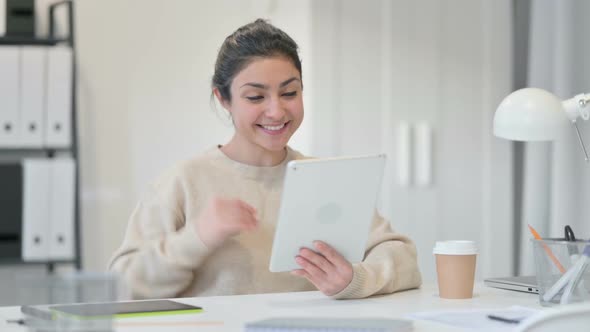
[{"x1": 414, "y1": 122, "x2": 432, "y2": 187}]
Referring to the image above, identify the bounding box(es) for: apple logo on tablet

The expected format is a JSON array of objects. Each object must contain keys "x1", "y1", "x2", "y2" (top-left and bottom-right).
[{"x1": 316, "y1": 202, "x2": 342, "y2": 224}]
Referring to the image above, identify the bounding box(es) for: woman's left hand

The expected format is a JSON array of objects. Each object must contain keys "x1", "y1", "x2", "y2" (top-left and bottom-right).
[{"x1": 291, "y1": 240, "x2": 353, "y2": 296}]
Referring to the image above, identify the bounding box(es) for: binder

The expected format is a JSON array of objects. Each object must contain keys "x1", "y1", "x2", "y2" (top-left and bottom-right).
[
  {"x1": 45, "y1": 46, "x2": 72, "y2": 148},
  {"x1": 0, "y1": 46, "x2": 20, "y2": 147},
  {"x1": 48, "y1": 157, "x2": 75, "y2": 260},
  {"x1": 21, "y1": 159, "x2": 51, "y2": 261},
  {"x1": 19, "y1": 46, "x2": 46, "y2": 148},
  {"x1": 0, "y1": 0, "x2": 5, "y2": 36}
]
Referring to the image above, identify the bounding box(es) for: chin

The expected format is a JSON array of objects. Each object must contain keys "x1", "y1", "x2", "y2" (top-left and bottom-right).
[{"x1": 260, "y1": 141, "x2": 289, "y2": 153}]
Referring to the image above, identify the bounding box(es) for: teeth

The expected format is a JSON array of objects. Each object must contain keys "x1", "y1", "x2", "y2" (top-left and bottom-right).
[{"x1": 261, "y1": 123, "x2": 286, "y2": 131}]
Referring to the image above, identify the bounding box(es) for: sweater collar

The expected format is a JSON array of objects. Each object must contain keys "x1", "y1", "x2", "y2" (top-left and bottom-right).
[{"x1": 209, "y1": 145, "x2": 298, "y2": 180}]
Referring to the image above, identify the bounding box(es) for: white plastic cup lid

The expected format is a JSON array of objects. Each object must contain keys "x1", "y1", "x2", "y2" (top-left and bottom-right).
[{"x1": 433, "y1": 241, "x2": 478, "y2": 255}]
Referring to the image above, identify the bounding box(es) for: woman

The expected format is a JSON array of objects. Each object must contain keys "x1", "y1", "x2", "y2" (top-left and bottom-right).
[{"x1": 109, "y1": 19, "x2": 422, "y2": 300}]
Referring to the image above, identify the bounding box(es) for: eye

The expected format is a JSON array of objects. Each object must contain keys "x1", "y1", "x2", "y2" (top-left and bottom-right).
[
  {"x1": 282, "y1": 91, "x2": 297, "y2": 98},
  {"x1": 246, "y1": 95, "x2": 264, "y2": 102}
]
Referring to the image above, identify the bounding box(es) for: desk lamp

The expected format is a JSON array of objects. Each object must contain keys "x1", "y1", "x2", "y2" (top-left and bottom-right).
[
  {"x1": 493, "y1": 87, "x2": 590, "y2": 161},
  {"x1": 494, "y1": 88, "x2": 590, "y2": 307}
]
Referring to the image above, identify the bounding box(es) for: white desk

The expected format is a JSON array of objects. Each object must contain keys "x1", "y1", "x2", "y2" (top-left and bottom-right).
[{"x1": 0, "y1": 283, "x2": 542, "y2": 331}]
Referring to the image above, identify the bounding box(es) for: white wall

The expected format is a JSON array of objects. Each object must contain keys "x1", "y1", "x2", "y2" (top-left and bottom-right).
[
  {"x1": 74, "y1": 0, "x2": 314, "y2": 271},
  {"x1": 310, "y1": 0, "x2": 513, "y2": 282}
]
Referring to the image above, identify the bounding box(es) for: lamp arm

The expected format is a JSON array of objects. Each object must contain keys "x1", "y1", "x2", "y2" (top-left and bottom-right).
[
  {"x1": 572, "y1": 122, "x2": 590, "y2": 162},
  {"x1": 563, "y1": 93, "x2": 590, "y2": 162}
]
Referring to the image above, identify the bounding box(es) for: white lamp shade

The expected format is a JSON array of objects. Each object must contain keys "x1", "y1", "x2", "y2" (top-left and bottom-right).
[{"x1": 493, "y1": 88, "x2": 569, "y2": 141}]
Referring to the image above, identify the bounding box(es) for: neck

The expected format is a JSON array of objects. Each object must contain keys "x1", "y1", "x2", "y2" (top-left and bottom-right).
[{"x1": 220, "y1": 137, "x2": 287, "y2": 167}]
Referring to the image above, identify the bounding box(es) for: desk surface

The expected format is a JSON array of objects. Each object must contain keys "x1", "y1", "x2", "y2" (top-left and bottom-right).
[{"x1": 0, "y1": 283, "x2": 542, "y2": 331}]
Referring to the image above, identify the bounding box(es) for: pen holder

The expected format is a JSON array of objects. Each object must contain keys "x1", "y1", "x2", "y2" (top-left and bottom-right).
[{"x1": 531, "y1": 239, "x2": 590, "y2": 307}]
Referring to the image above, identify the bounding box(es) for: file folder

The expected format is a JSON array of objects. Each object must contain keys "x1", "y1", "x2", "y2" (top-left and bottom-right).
[
  {"x1": 0, "y1": 0, "x2": 5, "y2": 36},
  {"x1": 19, "y1": 46, "x2": 46, "y2": 148},
  {"x1": 0, "y1": 46, "x2": 20, "y2": 147},
  {"x1": 45, "y1": 46, "x2": 72, "y2": 148},
  {"x1": 48, "y1": 157, "x2": 75, "y2": 260},
  {"x1": 21, "y1": 159, "x2": 51, "y2": 261}
]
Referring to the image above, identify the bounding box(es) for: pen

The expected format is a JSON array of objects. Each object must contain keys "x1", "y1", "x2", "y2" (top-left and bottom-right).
[
  {"x1": 565, "y1": 225, "x2": 577, "y2": 241},
  {"x1": 528, "y1": 224, "x2": 566, "y2": 274},
  {"x1": 487, "y1": 314, "x2": 522, "y2": 324},
  {"x1": 565, "y1": 225, "x2": 580, "y2": 256},
  {"x1": 542, "y1": 258, "x2": 581, "y2": 302},
  {"x1": 6, "y1": 319, "x2": 25, "y2": 325},
  {"x1": 561, "y1": 225, "x2": 588, "y2": 302},
  {"x1": 559, "y1": 244, "x2": 590, "y2": 304}
]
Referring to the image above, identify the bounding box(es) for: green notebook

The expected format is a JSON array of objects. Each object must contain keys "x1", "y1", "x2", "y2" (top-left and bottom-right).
[{"x1": 22, "y1": 300, "x2": 202, "y2": 320}]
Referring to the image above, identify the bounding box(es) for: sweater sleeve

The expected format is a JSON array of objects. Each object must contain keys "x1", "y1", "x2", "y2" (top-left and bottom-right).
[
  {"x1": 330, "y1": 213, "x2": 422, "y2": 299},
  {"x1": 108, "y1": 183, "x2": 211, "y2": 300}
]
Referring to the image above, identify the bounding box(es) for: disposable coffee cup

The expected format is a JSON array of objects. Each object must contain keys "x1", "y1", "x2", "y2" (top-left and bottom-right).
[{"x1": 433, "y1": 241, "x2": 478, "y2": 299}]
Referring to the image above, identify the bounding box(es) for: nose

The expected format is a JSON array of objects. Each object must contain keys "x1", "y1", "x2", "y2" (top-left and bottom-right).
[{"x1": 265, "y1": 97, "x2": 286, "y2": 120}]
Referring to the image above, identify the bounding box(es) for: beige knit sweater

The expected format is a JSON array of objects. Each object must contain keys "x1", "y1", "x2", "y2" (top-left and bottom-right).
[{"x1": 109, "y1": 146, "x2": 422, "y2": 299}]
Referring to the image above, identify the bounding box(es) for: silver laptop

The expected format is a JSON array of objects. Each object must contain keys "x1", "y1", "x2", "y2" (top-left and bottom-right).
[{"x1": 484, "y1": 276, "x2": 539, "y2": 294}]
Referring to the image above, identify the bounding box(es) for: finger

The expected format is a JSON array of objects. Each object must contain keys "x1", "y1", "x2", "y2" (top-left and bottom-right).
[
  {"x1": 240, "y1": 214, "x2": 259, "y2": 231},
  {"x1": 293, "y1": 260, "x2": 338, "y2": 295},
  {"x1": 295, "y1": 255, "x2": 327, "y2": 279},
  {"x1": 313, "y1": 241, "x2": 349, "y2": 268},
  {"x1": 226, "y1": 212, "x2": 258, "y2": 233},
  {"x1": 235, "y1": 201, "x2": 258, "y2": 227},
  {"x1": 238, "y1": 200, "x2": 258, "y2": 216},
  {"x1": 239, "y1": 206, "x2": 259, "y2": 230},
  {"x1": 224, "y1": 198, "x2": 255, "y2": 219},
  {"x1": 291, "y1": 269, "x2": 324, "y2": 292},
  {"x1": 298, "y1": 247, "x2": 334, "y2": 273}
]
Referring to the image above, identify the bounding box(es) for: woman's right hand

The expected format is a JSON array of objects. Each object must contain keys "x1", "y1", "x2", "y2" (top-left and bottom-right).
[{"x1": 194, "y1": 197, "x2": 259, "y2": 248}]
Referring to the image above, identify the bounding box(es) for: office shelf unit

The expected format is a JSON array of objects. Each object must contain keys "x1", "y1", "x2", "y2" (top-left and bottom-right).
[{"x1": 0, "y1": 1, "x2": 80, "y2": 272}]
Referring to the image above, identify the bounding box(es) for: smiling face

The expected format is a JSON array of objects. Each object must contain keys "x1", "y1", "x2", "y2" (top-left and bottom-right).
[{"x1": 216, "y1": 56, "x2": 304, "y2": 165}]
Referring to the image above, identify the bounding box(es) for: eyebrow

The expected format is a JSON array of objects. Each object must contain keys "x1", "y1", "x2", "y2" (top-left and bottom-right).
[{"x1": 240, "y1": 77, "x2": 300, "y2": 89}]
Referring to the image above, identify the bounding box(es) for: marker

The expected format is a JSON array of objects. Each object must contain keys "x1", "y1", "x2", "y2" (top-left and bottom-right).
[{"x1": 487, "y1": 314, "x2": 522, "y2": 324}]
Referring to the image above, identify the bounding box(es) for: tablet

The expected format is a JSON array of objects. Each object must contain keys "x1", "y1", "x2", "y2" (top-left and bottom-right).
[
  {"x1": 269, "y1": 154, "x2": 386, "y2": 272},
  {"x1": 22, "y1": 300, "x2": 202, "y2": 320}
]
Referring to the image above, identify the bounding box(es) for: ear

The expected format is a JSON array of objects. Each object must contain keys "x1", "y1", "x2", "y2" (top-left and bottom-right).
[{"x1": 213, "y1": 88, "x2": 231, "y2": 111}]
